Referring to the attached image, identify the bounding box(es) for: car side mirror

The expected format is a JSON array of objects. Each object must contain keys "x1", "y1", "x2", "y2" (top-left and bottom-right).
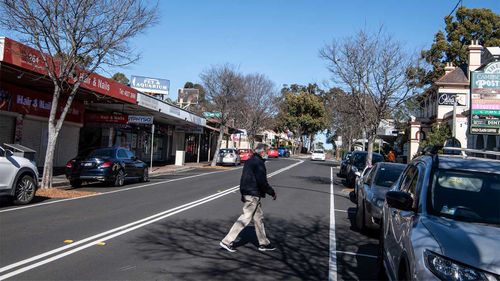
[
  {"x1": 386, "y1": 191, "x2": 414, "y2": 211},
  {"x1": 5, "y1": 149, "x2": 13, "y2": 157}
]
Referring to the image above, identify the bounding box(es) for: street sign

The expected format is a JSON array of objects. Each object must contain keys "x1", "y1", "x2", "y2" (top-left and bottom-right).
[
  {"x1": 470, "y1": 61, "x2": 500, "y2": 135},
  {"x1": 128, "y1": 115, "x2": 154, "y2": 124},
  {"x1": 202, "y1": 112, "x2": 222, "y2": 118}
]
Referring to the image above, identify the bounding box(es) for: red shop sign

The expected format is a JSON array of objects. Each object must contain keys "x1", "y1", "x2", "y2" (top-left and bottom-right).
[
  {"x1": 0, "y1": 83, "x2": 84, "y2": 123},
  {"x1": 1, "y1": 38, "x2": 138, "y2": 104}
]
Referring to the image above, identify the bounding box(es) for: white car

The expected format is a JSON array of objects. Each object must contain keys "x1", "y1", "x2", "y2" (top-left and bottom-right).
[
  {"x1": 0, "y1": 145, "x2": 39, "y2": 205},
  {"x1": 217, "y1": 148, "x2": 241, "y2": 166},
  {"x1": 311, "y1": 149, "x2": 326, "y2": 161}
]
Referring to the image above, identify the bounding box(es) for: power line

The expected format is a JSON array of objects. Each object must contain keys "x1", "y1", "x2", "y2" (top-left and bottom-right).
[{"x1": 448, "y1": 0, "x2": 463, "y2": 17}]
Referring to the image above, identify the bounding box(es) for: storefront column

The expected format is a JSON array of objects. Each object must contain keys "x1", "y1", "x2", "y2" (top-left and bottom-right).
[
  {"x1": 108, "y1": 127, "x2": 114, "y2": 147},
  {"x1": 197, "y1": 134, "x2": 201, "y2": 163}
]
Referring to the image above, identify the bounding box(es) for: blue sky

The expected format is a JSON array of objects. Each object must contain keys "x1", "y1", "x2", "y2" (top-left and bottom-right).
[{"x1": 117, "y1": 0, "x2": 497, "y2": 148}]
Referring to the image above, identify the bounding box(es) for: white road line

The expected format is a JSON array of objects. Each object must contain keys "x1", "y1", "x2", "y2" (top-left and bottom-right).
[
  {"x1": 0, "y1": 160, "x2": 303, "y2": 280},
  {"x1": 329, "y1": 167, "x2": 338, "y2": 281},
  {"x1": 335, "y1": 250, "x2": 378, "y2": 259},
  {"x1": 334, "y1": 209, "x2": 347, "y2": 213},
  {"x1": 0, "y1": 169, "x2": 231, "y2": 214}
]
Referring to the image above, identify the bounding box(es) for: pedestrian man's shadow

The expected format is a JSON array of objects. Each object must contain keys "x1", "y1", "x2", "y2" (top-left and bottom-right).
[{"x1": 232, "y1": 225, "x2": 259, "y2": 248}]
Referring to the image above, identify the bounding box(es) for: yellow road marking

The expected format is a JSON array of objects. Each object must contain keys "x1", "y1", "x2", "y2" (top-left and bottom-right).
[{"x1": 63, "y1": 240, "x2": 74, "y2": 244}]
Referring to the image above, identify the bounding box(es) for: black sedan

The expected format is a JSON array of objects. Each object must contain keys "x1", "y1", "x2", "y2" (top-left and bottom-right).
[
  {"x1": 65, "y1": 147, "x2": 148, "y2": 188},
  {"x1": 355, "y1": 162, "x2": 406, "y2": 231},
  {"x1": 336, "y1": 152, "x2": 352, "y2": 178}
]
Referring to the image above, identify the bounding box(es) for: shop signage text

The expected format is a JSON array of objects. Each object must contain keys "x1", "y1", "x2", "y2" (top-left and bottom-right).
[
  {"x1": 470, "y1": 61, "x2": 500, "y2": 135},
  {"x1": 438, "y1": 93, "x2": 466, "y2": 106},
  {"x1": 85, "y1": 112, "x2": 128, "y2": 124},
  {"x1": 131, "y1": 75, "x2": 170, "y2": 95},
  {"x1": 174, "y1": 125, "x2": 203, "y2": 134},
  {"x1": 128, "y1": 115, "x2": 154, "y2": 124},
  {"x1": 1, "y1": 38, "x2": 138, "y2": 104}
]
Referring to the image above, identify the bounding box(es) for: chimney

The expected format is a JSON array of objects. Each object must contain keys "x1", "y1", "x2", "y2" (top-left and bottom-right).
[
  {"x1": 444, "y1": 62, "x2": 456, "y2": 74},
  {"x1": 468, "y1": 40, "x2": 483, "y2": 77}
]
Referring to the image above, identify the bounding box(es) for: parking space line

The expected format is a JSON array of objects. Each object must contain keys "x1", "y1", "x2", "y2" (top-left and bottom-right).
[{"x1": 329, "y1": 167, "x2": 338, "y2": 281}]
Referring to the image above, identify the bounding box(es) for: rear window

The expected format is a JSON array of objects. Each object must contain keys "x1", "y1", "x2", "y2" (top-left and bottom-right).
[
  {"x1": 374, "y1": 165, "x2": 405, "y2": 187},
  {"x1": 240, "y1": 149, "x2": 251, "y2": 153},
  {"x1": 314, "y1": 150, "x2": 324, "y2": 154},
  {"x1": 89, "y1": 148, "x2": 115, "y2": 158}
]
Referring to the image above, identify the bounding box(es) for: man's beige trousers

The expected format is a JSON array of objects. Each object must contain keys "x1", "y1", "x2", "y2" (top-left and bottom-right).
[{"x1": 222, "y1": 195, "x2": 271, "y2": 246}]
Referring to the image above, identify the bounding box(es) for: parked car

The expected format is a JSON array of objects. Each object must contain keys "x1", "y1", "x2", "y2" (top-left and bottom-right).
[
  {"x1": 239, "y1": 149, "x2": 253, "y2": 162},
  {"x1": 311, "y1": 149, "x2": 326, "y2": 161},
  {"x1": 65, "y1": 147, "x2": 148, "y2": 188},
  {"x1": 355, "y1": 162, "x2": 406, "y2": 231},
  {"x1": 267, "y1": 147, "x2": 279, "y2": 158},
  {"x1": 346, "y1": 151, "x2": 384, "y2": 187},
  {"x1": 354, "y1": 165, "x2": 373, "y2": 200},
  {"x1": 337, "y1": 152, "x2": 353, "y2": 178},
  {"x1": 0, "y1": 145, "x2": 39, "y2": 205},
  {"x1": 380, "y1": 149, "x2": 500, "y2": 281},
  {"x1": 278, "y1": 147, "x2": 290, "y2": 158},
  {"x1": 217, "y1": 148, "x2": 241, "y2": 166}
]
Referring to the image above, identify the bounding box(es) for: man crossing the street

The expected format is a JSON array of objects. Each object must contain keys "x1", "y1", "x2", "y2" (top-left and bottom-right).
[{"x1": 219, "y1": 143, "x2": 277, "y2": 252}]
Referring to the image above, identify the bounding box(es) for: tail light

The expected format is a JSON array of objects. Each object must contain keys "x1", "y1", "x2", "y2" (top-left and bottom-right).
[
  {"x1": 99, "y1": 161, "x2": 113, "y2": 168},
  {"x1": 66, "y1": 160, "x2": 74, "y2": 168}
]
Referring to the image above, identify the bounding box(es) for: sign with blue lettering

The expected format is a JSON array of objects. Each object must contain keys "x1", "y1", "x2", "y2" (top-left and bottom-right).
[{"x1": 131, "y1": 75, "x2": 170, "y2": 95}]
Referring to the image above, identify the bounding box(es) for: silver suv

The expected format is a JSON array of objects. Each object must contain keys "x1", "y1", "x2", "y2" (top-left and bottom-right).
[
  {"x1": 380, "y1": 149, "x2": 500, "y2": 281},
  {"x1": 0, "y1": 145, "x2": 39, "y2": 205}
]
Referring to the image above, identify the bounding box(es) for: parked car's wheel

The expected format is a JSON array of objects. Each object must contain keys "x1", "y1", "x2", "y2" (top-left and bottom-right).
[
  {"x1": 285, "y1": 152, "x2": 290, "y2": 158},
  {"x1": 13, "y1": 174, "x2": 36, "y2": 205},
  {"x1": 356, "y1": 200, "x2": 366, "y2": 231},
  {"x1": 140, "y1": 168, "x2": 149, "y2": 182},
  {"x1": 70, "y1": 180, "x2": 82, "y2": 188},
  {"x1": 114, "y1": 169, "x2": 125, "y2": 187}
]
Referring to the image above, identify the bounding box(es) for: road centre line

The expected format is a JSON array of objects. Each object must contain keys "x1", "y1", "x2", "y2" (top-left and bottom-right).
[
  {"x1": 0, "y1": 160, "x2": 303, "y2": 280},
  {"x1": 329, "y1": 167, "x2": 338, "y2": 281}
]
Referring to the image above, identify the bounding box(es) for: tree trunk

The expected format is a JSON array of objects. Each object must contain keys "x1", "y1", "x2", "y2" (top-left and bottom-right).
[
  {"x1": 40, "y1": 123, "x2": 59, "y2": 189},
  {"x1": 366, "y1": 135, "x2": 375, "y2": 167},
  {"x1": 211, "y1": 125, "x2": 225, "y2": 167}
]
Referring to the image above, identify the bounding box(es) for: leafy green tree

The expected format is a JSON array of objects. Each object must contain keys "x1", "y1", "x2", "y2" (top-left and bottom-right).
[
  {"x1": 418, "y1": 7, "x2": 500, "y2": 86},
  {"x1": 420, "y1": 123, "x2": 452, "y2": 148},
  {"x1": 112, "y1": 72, "x2": 129, "y2": 85},
  {"x1": 277, "y1": 87, "x2": 328, "y2": 153}
]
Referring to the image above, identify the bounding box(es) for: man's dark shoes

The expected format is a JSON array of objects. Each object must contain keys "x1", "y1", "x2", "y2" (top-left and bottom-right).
[
  {"x1": 219, "y1": 241, "x2": 236, "y2": 252},
  {"x1": 258, "y1": 243, "x2": 276, "y2": 251}
]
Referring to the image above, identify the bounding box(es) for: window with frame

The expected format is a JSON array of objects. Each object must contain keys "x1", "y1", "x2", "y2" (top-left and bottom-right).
[{"x1": 117, "y1": 149, "x2": 128, "y2": 159}]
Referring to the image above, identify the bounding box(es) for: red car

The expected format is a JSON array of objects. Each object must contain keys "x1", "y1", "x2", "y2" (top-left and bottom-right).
[
  {"x1": 267, "y1": 147, "x2": 279, "y2": 158},
  {"x1": 239, "y1": 149, "x2": 254, "y2": 162}
]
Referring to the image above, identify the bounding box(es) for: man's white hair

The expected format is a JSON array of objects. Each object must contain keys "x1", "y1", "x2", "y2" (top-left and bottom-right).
[{"x1": 254, "y1": 143, "x2": 268, "y2": 154}]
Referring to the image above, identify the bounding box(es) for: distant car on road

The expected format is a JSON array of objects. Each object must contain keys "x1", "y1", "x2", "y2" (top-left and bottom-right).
[
  {"x1": 217, "y1": 148, "x2": 241, "y2": 166},
  {"x1": 355, "y1": 162, "x2": 406, "y2": 231},
  {"x1": 278, "y1": 147, "x2": 290, "y2": 158},
  {"x1": 267, "y1": 147, "x2": 279, "y2": 158},
  {"x1": 65, "y1": 147, "x2": 148, "y2": 188},
  {"x1": 0, "y1": 145, "x2": 39, "y2": 205},
  {"x1": 238, "y1": 149, "x2": 253, "y2": 162},
  {"x1": 380, "y1": 149, "x2": 500, "y2": 281},
  {"x1": 346, "y1": 151, "x2": 384, "y2": 187},
  {"x1": 311, "y1": 149, "x2": 326, "y2": 161},
  {"x1": 337, "y1": 152, "x2": 353, "y2": 178}
]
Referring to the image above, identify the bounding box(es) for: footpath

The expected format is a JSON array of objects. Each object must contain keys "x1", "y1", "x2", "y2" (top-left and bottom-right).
[{"x1": 48, "y1": 162, "x2": 223, "y2": 188}]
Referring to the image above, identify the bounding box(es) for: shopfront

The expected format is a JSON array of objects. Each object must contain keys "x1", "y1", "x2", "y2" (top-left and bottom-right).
[{"x1": 0, "y1": 82, "x2": 84, "y2": 167}]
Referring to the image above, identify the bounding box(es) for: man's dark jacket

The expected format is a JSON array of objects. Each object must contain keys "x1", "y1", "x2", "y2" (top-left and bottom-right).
[{"x1": 239, "y1": 153, "x2": 275, "y2": 198}]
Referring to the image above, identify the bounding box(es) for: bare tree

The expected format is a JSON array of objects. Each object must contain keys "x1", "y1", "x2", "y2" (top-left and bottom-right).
[
  {"x1": 235, "y1": 73, "x2": 277, "y2": 148},
  {"x1": 0, "y1": 0, "x2": 157, "y2": 188},
  {"x1": 320, "y1": 29, "x2": 416, "y2": 165},
  {"x1": 200, "y1": 64, "x2": 244, "y2": 166}
]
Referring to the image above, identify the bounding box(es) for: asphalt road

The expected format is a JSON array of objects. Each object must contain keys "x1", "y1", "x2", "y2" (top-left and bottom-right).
[{"x1": 0, "y1": 158, "x2": 380, "y2": 280}]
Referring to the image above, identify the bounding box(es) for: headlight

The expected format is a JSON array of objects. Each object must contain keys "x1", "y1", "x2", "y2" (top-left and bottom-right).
[{"x1": 424, "y1": 250, "x2": 493, "y2": 281}]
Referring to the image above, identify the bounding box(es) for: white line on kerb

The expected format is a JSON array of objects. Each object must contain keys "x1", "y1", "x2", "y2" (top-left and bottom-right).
[
  {"x1": 0, "y1": 160, "x2": 303, "y2": 280},
  {"x1": 329, "y1": 166, "x2": 338, "y2": 281}
]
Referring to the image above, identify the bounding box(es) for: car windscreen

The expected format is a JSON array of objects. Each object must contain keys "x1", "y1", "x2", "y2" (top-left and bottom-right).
[
  {"x1": 313, "y1": 150, "x2": 324, "y2": 154},
  {"x1": 430, "y1": 170, "x2": 500, "y2": 225},
  {"x1": 89, "y1": 148, "x2": 115, "y2": 158},
  {"x1": 353, "y1": 153, "x2": 384, "y2": 169},
  {"x1": 240, "y1": 149, "x2": 251, "y2": 153},
  {"x1": 374, "y1": 165, "x2": 405, "y2": 187}
]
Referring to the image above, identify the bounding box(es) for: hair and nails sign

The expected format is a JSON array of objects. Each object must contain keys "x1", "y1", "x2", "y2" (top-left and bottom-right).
[{"x1": 470, "y1": 61, "x2": 500, "y2": 135}]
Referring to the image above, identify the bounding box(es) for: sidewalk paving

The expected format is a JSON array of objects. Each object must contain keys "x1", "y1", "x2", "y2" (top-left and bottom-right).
[{"x1": 48, "y1": 162, "x2": 224, "y2": 188}]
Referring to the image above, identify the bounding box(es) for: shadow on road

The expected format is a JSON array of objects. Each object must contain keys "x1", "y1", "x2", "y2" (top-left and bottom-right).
[{"x1": 133, "y1": 215, "x2": 332, "y2": 281}]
